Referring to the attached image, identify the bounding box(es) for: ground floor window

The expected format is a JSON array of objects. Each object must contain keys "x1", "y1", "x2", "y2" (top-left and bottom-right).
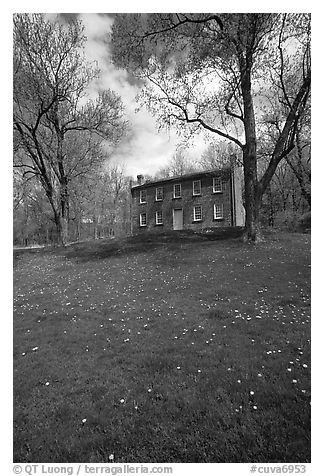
[
  {"x1": 214, "y1": 203, "x2": 223, "y2": 220},
  {"x1": 155, "y1": 210, "x2": 163, "y2": 225},
  {"x1": 140, "y1": 212, "x2": 147, "y2": 226},
  {"x1": 193, "y1": 205, "x2": 202, "y2": 221}
]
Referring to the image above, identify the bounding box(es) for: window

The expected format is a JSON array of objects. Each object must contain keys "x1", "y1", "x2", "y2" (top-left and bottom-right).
[
  {"x1": 140, "y1": 213, "x2": 147, "y2": 226},
  {"x1": 214, "y1": 203, "x2": 223, "y2": 220},
  {"x1": 173, "y1": 183, "x2": 181, "y2": 198},
  {"x1": 213, "y1": 177, "x2": 222, "y2": 193},
  {"x1": 193, "y1": 205, "x2": 202, "y2": 222},
  {"x1": 193, "y1": 180, "x2": 201, "y2": 196},
  {"x1": 156, "y1": 187, "x2": 163, "y2": 201},
  {"x1": 155, "y1": 210, "x2": 163, "y2": 225},
  {"x1": 139, "y1": 189, "x2": 147, "y2": 203}
]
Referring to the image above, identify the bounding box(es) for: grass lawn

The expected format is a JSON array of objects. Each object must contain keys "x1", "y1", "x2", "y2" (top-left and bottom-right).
[{"x1": 13, "y1": 229, "x2": 311, "y2": 463}]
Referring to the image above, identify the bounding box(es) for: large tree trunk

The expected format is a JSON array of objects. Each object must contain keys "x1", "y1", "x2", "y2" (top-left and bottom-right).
[
  {"x1": 59, "y1": 190, "x2": 69, "y2": 246},
  {"x1": 57, "y1": 130, "x2": 69, "y2": 246},
  {"x1": 60, "y1": 214, "x2": 69, "y2": 245},
  {"x1": 52, "y1": 189, "x2": 69, "y2": 246},
  {"x1": 243, "y1": 148, "x2": 261, "y2": 241},
  {"x1": 53, "y1": 211, "x2": 69, "y2": 246},
  {"x1": 241, "y1": 58, "x2": 262, "y2": 242}
]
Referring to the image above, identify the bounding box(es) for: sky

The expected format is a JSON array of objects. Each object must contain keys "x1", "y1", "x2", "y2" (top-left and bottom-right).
[
  {"x1": 69, "y1": 13, "x2": 208, "y2": 179},
  {"x1": 11, "y1": 9, "x2": 315, "y2": 180}
]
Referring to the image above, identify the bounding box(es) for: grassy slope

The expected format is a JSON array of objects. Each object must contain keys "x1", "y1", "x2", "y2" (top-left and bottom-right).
[{"x1": 13, "y1": 230, "x2": 311, "y2": 463}]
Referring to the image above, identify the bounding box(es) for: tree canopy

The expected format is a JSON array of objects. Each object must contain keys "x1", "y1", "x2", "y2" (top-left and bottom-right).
[
  {"x1": 14, "y1": 13, "x2": 128, "y2": 245},
  {"x1": 111, "y1": 13, "x2": 311, "y2": 240}
]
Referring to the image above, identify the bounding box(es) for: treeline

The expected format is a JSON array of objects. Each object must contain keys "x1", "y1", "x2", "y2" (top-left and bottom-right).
[
  {"x1": 14, "y1": 138, "x2": 310, "y2": 247},
  {"x1": 13, "y1": 164, "x2": 131, "y2": 246},
  {"x1": 13, "y1": 14, "x2": 311, "y2": 247}
]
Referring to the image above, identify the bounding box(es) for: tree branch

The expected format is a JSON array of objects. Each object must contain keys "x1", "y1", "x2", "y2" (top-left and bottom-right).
[{"x1": 142, "y1": 14, "x2": 223, "y2": 40}]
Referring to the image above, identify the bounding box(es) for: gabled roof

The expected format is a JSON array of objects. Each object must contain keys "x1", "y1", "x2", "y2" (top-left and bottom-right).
[{"x1": 131, "y1": 167, "x2": 232, "y2": 190}]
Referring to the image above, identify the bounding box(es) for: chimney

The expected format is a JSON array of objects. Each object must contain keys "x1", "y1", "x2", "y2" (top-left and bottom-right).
[{"x1": 137, "y1": 174, "x2": 144, "y2": 185}]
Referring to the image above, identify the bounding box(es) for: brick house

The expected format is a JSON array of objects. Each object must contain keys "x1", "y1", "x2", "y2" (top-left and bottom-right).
[{"x1": 130, "y1": 167, "x2": 245, "y2": 234}]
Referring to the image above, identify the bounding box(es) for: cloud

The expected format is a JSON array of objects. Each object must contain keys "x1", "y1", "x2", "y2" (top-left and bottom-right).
[
  {"x1": 78, "y1": 13, "x2": 197, "y2": 178},
  {"x1": 48, "y1": 13, "x2": 212, "y2": 180}
]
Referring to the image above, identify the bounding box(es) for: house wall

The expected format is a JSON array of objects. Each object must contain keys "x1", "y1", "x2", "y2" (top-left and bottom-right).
[
  {"x1": 131, "y1": 169, "x2": 236, "y2": 234},
  {"x1": 232, "y1": 166, "x2": 245, "y2": 227}
]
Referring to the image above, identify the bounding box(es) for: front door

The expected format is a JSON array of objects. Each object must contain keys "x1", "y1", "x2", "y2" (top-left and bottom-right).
[{"x1": 173, "y1": 209, "x2": 183, "y2": 230}]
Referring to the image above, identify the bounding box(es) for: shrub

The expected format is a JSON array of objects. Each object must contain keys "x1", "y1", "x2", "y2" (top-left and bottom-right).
[{"x1": 298, "y1": 212, "x2": 311, "y2": 232}]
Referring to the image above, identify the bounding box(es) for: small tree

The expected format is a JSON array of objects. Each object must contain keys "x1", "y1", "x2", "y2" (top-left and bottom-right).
[
  {"x1": 199, "y1": 140, "x2": 241, "y2": 171},
  {"x1": 14, "y1": 14, "x2": 127, "y2": 245},
  {"x1": 155, "y1": 146, "x2": 198, "y2": 179}
]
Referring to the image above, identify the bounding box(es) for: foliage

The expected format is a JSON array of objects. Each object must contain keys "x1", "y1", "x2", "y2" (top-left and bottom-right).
[
  {"x1": 14, "y1": 163, "x2": 132, "y2": 246},
  {"x1": 14, "y1": 14, "x2": 127, "y2": 245},
  {"x1": 154, "y1": 146, "x2": 198, "y2": 179},
  {"x1": 199, "y1": 140, "x2": 241, "y2": 170},
  {"x1": 69, "y1": 164, "x2": 132, "y2": 241},
  {"x1": 111, "y1": 13, "x2": 311, "y2": 240}
]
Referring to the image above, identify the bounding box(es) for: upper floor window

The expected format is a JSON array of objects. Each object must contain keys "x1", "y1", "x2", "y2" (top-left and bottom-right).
[
  {"x1": 140, "y1": 212, "x2": 147, "y2": 226},
  {"x1": 155, "y1": 210, "x2": 163, "y2": 225},
  {"x1": 193, "y1": 205, "x2": 203, "y2": 222},
  {"x1": 173, "y1": 183, "x2": 181, "y2": 198},
  {"x1": 213, "y1": 177, "x2": 222, "y2": 193},
  {"x1": 139, "y1": 190, "x2": 147, "y2": 203},
  {"x1": 193, "y1": 180, "x2": 201, "y2": 196},
  {"x1": 214, "y1": 203, "x2": 223, "y2": 220},
  {"x1": 156, "y1": 187, "x2": 163, "y2": 201}
]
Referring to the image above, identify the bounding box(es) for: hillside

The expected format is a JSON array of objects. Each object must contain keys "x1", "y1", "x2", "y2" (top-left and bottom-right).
[{"x1": 13, "y1": 230, "x2": 311, "y2": 463}]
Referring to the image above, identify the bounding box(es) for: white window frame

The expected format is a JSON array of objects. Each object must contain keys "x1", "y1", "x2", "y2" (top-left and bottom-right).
[
  {"x1": 214, "y1": 203, "x2": 223, "y2": 220},
  {"x1": 139, "y1": 212, "x2": 147, "y2": 227},
  {"x1": 173, "y1": 183, "x2": 181, "y2": 198},
  {"x1": 193, "y1": 205, "x2": 203, "y2": 222},
  {"x1": 213, "y1": 177, "x2": 222, "y2": 193},
  {"x1": 155, "y1": 210, "x2": 163, "y2": 225},
  {"x1": 155, "y1": 187, "x2": 163, "y2": 201},
  {"x1": 193, "y1": 180, "x2": 201, "y2": 196},
  {"x1": 139, "y1": 189, "x2": 147, "y2": 204}
]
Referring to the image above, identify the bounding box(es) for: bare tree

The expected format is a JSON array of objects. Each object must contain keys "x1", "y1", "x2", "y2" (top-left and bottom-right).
[
  {"x1": 155, "y1": 147, "x2": 198, "y2": 178},
  {"x1": 111, "y1": 13, "x2": 310, "y2": 241},
  {"x1": 14, "y1": 14, "x2": 128, "y2": 245},
  {"x1": 199, "y1": 140, "x2": 241, "y2": 171},
  {"x1": 69, "y1": 163, "x2": 131, "y2": 240}
]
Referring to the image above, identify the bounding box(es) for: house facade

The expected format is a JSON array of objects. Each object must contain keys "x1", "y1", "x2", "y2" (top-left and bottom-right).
[{"x1": 130, "y1": 167, "x2": 245, "y2": 234}]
